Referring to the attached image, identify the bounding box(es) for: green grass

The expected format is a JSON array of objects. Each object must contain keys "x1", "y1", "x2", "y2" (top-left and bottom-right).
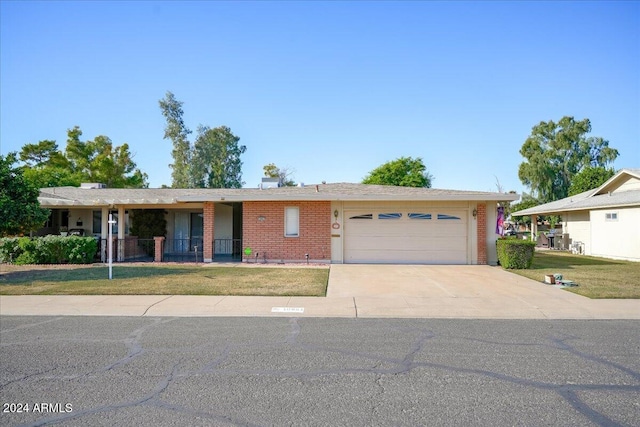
[
  {"x1": 509, "y1": 251, "x2": 640, "y2": 299},
  {"x1": 0, "y1": 264, "x2": 329, "y2": 296}
]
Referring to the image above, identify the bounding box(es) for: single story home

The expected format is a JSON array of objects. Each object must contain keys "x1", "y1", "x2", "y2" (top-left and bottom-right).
[
  {"x1": 511, "y1": 168, "x2": 640, "y2": 262},
  {"x1": 37, "y1": 182, "x2": 518, "y2": 265}
]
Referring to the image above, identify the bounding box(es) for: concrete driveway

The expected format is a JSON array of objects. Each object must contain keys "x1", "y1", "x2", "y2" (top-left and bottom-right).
[{"x1": 328, "y1": 264, "x2": 640, "y2": 319}]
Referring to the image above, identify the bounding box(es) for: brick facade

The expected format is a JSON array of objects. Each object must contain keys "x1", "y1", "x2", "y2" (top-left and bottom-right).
[
  {"x1": 476, "y1": 203, "x2": 487, "y2": 265},
  {"x1": 242, "y1": 201, "x2": 331, "y2": 262},
  {"x1": 203, "y1": 202, "x2": 215, "y2": 262},
  {"x1": 153, "y1": 236, "x2": 165, "y2": 262}
]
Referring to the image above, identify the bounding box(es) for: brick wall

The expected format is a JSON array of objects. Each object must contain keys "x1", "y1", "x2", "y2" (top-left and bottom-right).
[
  {"x1": 242, "y1": 201, "x2": 331, "y2": 262},
  {"x1": 476, "y1": 203, "x2": 487, "y2": 265},
  {"x1": 203, "y1": 202, "x2": 215, "y2": 262}
]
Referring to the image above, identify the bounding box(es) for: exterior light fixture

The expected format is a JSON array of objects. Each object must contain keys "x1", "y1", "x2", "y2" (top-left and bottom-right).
[
  {"x1": 333, "y1": 210, "x2": 339, "y2": 219},
  {"x1": 472, "y1": 209, "x2": 478, "y2": 218},
  {"x1": 258, "y1": 215, "x2": 266, "y2": 222}
]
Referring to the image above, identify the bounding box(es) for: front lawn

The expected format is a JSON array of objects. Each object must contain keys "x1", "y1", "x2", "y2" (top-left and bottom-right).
[
  {"x1": 0, "y1": 264, "x2": 329, "y2": 296},
  {"x1": 509, "y1": 251, "x2": 640, "y2": 299}
]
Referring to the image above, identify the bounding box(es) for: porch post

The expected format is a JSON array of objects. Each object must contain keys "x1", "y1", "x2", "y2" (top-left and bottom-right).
[
  {"x1": 531, "y1": 214, "x2": 538, "y2": 242},
  {"x1": 117, "y1": 206, "x2": 125, "y2": 261},
  {"x1": 153, "y1": 236, "x2": 165, "y2": 262},
  {"x1": 203, "y1": 202, "x2": 215, "y2": 262},
  {"x1": 101, "y1": 207, "x2": 109, "y2": 262}
]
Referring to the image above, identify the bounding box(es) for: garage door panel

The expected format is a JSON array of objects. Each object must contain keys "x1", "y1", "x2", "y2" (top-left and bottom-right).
[
  {"x1": 344, "y1": 209, "x2": 468, "y2": 264},
  {"x1": 346, "y1": 249, "x2": 466, "y2": 264},
  {"x1": 345, "y1": 235, "x2": 466, "y2": 251}
]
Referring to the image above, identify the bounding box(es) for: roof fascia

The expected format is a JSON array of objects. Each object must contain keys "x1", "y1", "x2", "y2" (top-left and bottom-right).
[{"x1": 593, "y1": 169, "x2": 638, "y2": 195}]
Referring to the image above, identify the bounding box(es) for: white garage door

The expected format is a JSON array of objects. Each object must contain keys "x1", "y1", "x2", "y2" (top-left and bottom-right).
[{"x1": 344, "y1": 210, "x2": 468, "y2": 264}]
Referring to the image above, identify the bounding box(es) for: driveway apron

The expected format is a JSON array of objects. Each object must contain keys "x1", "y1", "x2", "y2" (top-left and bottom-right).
[{"x1": 327, "y1": 264, "x2": 640, "y2": 319}]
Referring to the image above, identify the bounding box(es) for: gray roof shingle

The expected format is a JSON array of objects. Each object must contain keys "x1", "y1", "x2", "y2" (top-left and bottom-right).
[
  {"x1": 38, "y1": 183, "x2": 518, "y2": 207},
  {"x1": 512, "y1": 168, "x2": 640, "y2": 216}
]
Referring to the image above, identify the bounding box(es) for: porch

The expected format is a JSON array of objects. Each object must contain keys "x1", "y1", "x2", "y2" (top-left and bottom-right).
[{"x1": 43, "y1": 201, "x2": 243, "y2": 263}]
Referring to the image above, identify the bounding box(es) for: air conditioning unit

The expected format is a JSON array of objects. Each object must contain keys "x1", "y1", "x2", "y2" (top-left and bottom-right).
[{"x1": 80, "y1": 183, "x2": 106, "y2": 189}]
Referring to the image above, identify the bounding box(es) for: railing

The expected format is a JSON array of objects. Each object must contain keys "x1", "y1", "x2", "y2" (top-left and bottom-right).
[
  {"x1": 163, "y1": 238, "x2": 203, "y2": 262},
  {"x1": 96, "y1": 238, "x2": 155, "y2": 262},
  {"x1": 94, "y1": 237, "x2": 242, "y2": 263},
  {"x1": 214, "y1": 239, "x2": 243, "y2": 260}
]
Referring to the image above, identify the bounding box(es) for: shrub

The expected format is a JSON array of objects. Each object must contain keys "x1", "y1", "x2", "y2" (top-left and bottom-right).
[
  {"x1": 0, "y1": 237, "x2": 21, "y2": 263},
  {"x1": 0, "y1": 236, "x2": 97, "y2": 264},
  {"x1": 497, "y1": 238, "x2": 536, "y2": 269}
]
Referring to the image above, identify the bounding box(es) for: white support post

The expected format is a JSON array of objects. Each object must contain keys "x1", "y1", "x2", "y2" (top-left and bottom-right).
[{"x1": 108, "y1": 214, "x2": 116, "y2": 280}]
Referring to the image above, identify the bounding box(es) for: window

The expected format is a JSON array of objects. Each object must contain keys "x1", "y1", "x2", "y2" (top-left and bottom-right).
[
  {"x1": 378, "y1": 213, "x2": 402, "y2": 219},
  {"x1": 285, "y1": 207, "x2": 299, "y2": 237},
  {"x1": 408, "y1": 213, "x2": 432, "y2": 220},
  {"x1": 108, "y1": 210, "x2": 130, "y2": 235},
  {"x1": 349, "y1": 214, "x2": 373, "y2": 220},
  {"x1": 437, "y1": 214, "x2": 461, "y2": 220},
  {"x1": 605, "y1": 212, "x2": 618, "y2": 221},
  {"x1": 93, "y1": 210, "x2": 102, "y2": 234}
]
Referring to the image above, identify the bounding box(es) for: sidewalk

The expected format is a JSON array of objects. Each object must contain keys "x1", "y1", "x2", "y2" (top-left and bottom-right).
[
  {"x1": 1, "y1": 294, "x2": 639, "y2": 319},
  {"x1": 1, "y1": 264, "x2": 639, "y2": 319}
]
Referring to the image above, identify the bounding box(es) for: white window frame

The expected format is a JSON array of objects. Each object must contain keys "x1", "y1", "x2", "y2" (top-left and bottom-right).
[
  {"x1": 605, "y1": 212, "x2": 618, "y2": 221},
  {"x1": 284, "y1": 207, "x2": 299, "y2": 237}
]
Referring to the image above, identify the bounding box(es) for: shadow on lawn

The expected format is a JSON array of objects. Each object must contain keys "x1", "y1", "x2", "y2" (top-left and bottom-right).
[
  {"x1": 0, "y1": 266, "x2": 196, "y2": 284},
  {"x1": 527, "y1": 251, "x2": 628, "y2": 270}
]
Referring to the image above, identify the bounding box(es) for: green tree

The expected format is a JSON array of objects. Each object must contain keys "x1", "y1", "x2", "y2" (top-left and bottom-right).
[
  {"x1": 263, "y1": 163, "x2": 296, "y2": 186},
  {"x1": 362, "y1": 156, "x2": 433, "y2": 187},
  {"x1": 518, "y1": 116, "x2": 618, "y2": 203},
  {"x1": 568, "y1": 166, "x2": 616, "y2": 196},
  {"x1": 19, "y1": 140, "x2": 81, "y2": 188},
  {"x1": 19, "y1": 140, "x2": 68, "y2": 167},
  {"x1": 509, "y1": 192, "x2": 541, "y2": 229},
  {"x1": 65, "y1": 127, "x2": 148, "y2": 188},
  {"x1": 0, "y1": 153, "x2": 50, "y2": 236},
  {"x1": 191, "y1": 125, "x2": 246, "y2": 188},
  {"x1": 159, "y1": 91, "x2": 192, "y2": 188}
]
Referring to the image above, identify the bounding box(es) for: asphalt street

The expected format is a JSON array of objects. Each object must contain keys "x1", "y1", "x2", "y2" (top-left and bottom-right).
[{"x1": 1, "y1": 317, "x2": 639, "y2": 426}]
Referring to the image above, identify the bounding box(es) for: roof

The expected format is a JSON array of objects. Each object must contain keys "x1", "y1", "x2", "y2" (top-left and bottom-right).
[
  {"x1": 512, "y1": 168, "x2": 640, "y2": 216},
  {"x1": 38, "y1": 183, "x2": 519, "y2": 207}
]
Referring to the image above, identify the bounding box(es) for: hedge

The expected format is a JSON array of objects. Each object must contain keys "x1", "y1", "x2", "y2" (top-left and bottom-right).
[
  {"x1": 496, "y1": 238, "x2": 536, "y2": 269},
  {"x1": 0, "y1": 236, "x2": 97, "y2": 265}
]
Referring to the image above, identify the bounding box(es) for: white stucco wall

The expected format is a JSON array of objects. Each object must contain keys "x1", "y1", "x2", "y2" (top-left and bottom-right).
[
  {"x1": 214, "y1": 204, "x2": 233, "y2": 240},
  {"x1": 330, "y1": 201, "x2": 343, "y2": 263},
  {"x1": 590, "y1": 206, "x2": 640, "y2": 261},
  {"x1": 564, "y1": 211, "x2": 591, "y2": 255}
]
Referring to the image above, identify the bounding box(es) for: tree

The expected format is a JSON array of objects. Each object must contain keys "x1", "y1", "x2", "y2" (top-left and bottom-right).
[
  {"x1": 191, "y1": 125, "x2": 246, "y2": 188},
  {"x1": 159, "y1": 91, "x2": 247, "y2": 189},
  {"x1": 16, "y1": 127, "x2": 148, "y2": 189},
  {"x1": 362, "y1": 156, "x2": 433, "y2": 187},
  {"x1": 159, "y1": 91, "x2": 192, "y2": 188},
  {"x1": 19, "y1": 140, "x2": 67, "y2": 167},
  {"x1": 64, "y1": 127, "x2": 148, "y2": 188},
  {"x1": 518, "y1": 116, "x2": 618, "y2": 203},
  {"x1": 19, "y1": 140, "x2": 81, "y2": 188},
  {"x1": 263, "y1": 163, "x2": 296, "y2": 186},
  {"x1": 509, "y1": 192, "x2": 541, "y2": 230},
  {"x1": 568, "y1": 166, "x2": 615, "y2": 196},
  {"x1": 0, "y1": 153, "x2": 50, "y2": 236}
]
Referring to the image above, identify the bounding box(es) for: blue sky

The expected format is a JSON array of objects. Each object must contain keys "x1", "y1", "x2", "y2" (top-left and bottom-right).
[{"x1": 1, "y1": 1, "x2": 638, "y2": 195}]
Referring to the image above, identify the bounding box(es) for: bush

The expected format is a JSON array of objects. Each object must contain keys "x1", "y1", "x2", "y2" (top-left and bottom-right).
[
  {"x1": 0, "y1": 236, "x2": 97, "y2": 264},
  {"x1": 0, "y1": 237, "x2": 21, "y2": 263},
  {"x1": 497, "y1": 238, "x2": 536, "y2": 269}
]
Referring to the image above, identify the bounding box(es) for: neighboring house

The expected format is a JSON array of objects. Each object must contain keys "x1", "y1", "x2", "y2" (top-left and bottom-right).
[
  {"x1": 511, "y1": 168, "x2": 640, "y2": 262},
  {"x1": 37, "y1": 182, "x2": 518, "y2": 265}
]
